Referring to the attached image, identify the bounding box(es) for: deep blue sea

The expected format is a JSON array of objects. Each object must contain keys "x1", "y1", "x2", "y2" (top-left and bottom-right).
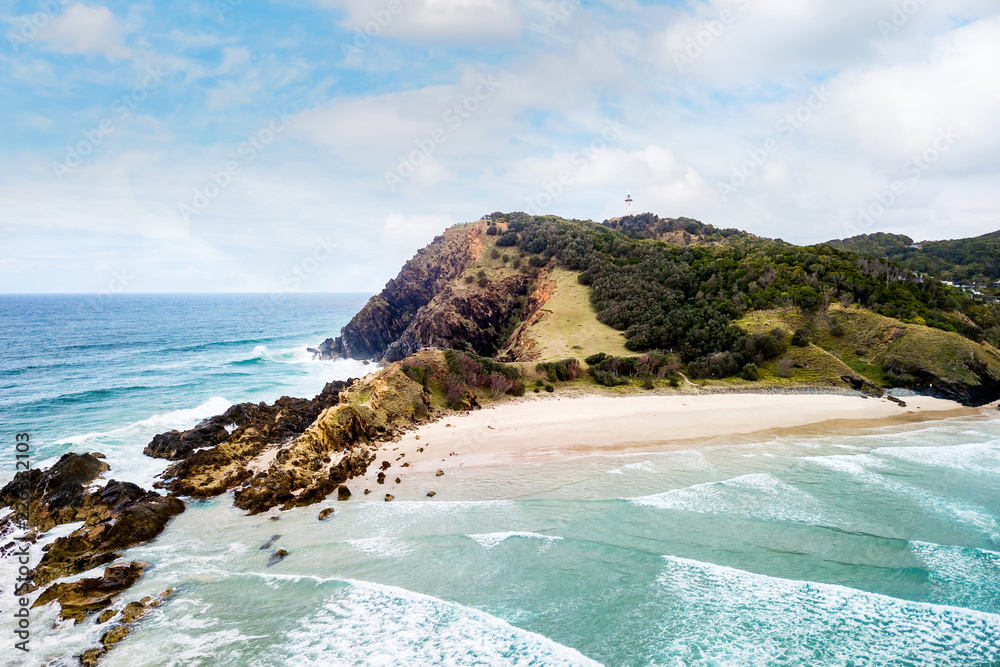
[{"x1": 1, "y1": 295, "x2": 999, "y2": 666}]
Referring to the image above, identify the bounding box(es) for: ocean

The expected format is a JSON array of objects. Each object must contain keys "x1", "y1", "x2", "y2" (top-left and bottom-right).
[{"x1": 1, "y1": 295, "x2": 999, "y2": 666}]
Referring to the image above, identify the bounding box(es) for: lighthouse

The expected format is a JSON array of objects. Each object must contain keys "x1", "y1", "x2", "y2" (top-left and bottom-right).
[{"x1": 625, "y1": 190, "x2": 634, "y2": 216}]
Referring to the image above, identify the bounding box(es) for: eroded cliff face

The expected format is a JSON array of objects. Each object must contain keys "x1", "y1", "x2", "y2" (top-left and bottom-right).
[{"x1": 312, "y1": 220, "x2": 549, "y2": 363}]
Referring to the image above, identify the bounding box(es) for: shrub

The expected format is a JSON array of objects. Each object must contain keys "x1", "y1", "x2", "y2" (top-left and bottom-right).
[
  {"x1": 511, "y1": 256, "x2": 521, "y2": 269},
  {"x1": 544, "y1": 384, "x2": 554, "y2": 392},
  {"x1": 478, "y1": 276, "x2": 489, "y2": 288},
  {"x1": 742, "y1": 363, "x2": 760, "y2": 381},
  {"x1": 535, "y1": 359, "x2": 580, "y2": 382},
  {"x1": 668, "y1": 376, "x2": 680, "y2": 387},
  {"x1": 477, "y1": 269, "x2": 486, "y2": 277},
  {"x1": 486, "y1": 224, "x2": 498, "y2": 236},
  {"x1": 502, "y1": 254, "x2": 509, "y2": 263},
  {"x1": 791, "y1": 327, "x2": 811, "y2": 347},
  {"x1": 496, "y1": 230, "x2": 518, "y2": 246},
  {"x1": 490, "y1": 247, "x2": 500, "y2": 259},
  {"x1": 464, "y1": 275, "x2": 474, "y2": 283},
  {"x1": 578, "y1": 271, "x2": 592, "y2": 285},
  {"x1": 776, "y1": 356, "x2": 795, "y2": 378},
  {"x1": 585, "y1": 352, "x2": 609, "y2": 366}
]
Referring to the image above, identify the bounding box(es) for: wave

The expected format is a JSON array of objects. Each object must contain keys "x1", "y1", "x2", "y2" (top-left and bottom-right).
[
  {"x1": 52, "y1": 396, "x2": 232, "y2": 446},
  {"x1": 805, "y1": 453, "x2": 1000, "y2": 542},
  {"x1": 910, "y1": 541, "x2": 1000, "y2": 613},
  {"x1": 873, "y1": 441, "x2": 1000, "y2": 475},
  {"x1": 629, "y1": 473, "x2": 828, "y2": 526},
  {"x1": 256, "y1": 575, "x2": 601, "y2": 666},
  {"x1": 346, "y1": 537, "x2": 413, "y2": 559},
  {"x1": 652, "y1": 555, "x2": 1000, "y2": 666},
  {"x1": 467, "y1": 531, "x2": 563, "y2": 550}
]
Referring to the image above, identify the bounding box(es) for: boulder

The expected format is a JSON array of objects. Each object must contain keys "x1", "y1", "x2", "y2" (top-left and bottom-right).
[
  {"x1": 32, "y1": 561, "x2": 147, "y2": 623},
  {"x1": 318, "y1": 508, "x2": 334, "y2": 521}
]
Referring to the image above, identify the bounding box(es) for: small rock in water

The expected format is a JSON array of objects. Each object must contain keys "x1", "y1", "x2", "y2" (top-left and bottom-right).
[
  {"x1": 381, "y1": 461, "x2": 391, "y2": 470},
  {"x1": 364, "y1": 489, "x2": 371, "y2": 495},
  {"x1": 318, "y1": 508, "x2": 334, "y2": 521},
  {"x1": 259, "y1": 534, "x2": 281, "y2": 550},
  {"x1": 376, "y1": 472, "x2": 386, "y2": 484},
  {"x1": 415, "y1": 435, "x2": 421, "y2": 440},
  {"x1": 337, "y1": 485, "x2": 352, "y2": 501},
  {"x1": 95, "y1": 609, "x2": 116, "y2": 624},
  {"x1": 417, "y1": 447, "x2": 424, "y2": 453},
  {"x1": 267, "y1": 549, "x2": 289, "y2": 566},
  {"x1": 402, "y1": 462, "x2": 410, "y2": 467},
  {"x1": 384, "y1": 494, "x2": 394, "y2": 502},
  {"x1": 426, "y1": 491, "x2": 436, "y2": 497},
  {"x1": 395, "y1": 477, "x2": 401, "y2": 484},
  {"x1": 436, "y1": 470, "x2": 444, "y2": 477},
  {"x1": 269, "y1": 515, "x2": 281, "y2": 521}
]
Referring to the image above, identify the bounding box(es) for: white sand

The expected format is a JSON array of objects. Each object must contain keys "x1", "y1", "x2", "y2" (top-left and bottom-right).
[{"x1": 358, "y1": 393, "x2": 978, "y2": 489}]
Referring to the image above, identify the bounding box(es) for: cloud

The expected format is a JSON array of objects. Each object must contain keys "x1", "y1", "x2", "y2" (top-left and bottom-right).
[
  {"x1": 323, "y1": 0, "x2": 522, "y2": 42},
  {"x1": 37, "y1": 4, "x2": 131, "y2": 60}
]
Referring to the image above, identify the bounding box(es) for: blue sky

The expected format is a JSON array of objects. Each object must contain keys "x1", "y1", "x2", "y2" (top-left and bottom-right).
[{"x1": 2, "y1": 0, "x2": 999, "y2": 292}]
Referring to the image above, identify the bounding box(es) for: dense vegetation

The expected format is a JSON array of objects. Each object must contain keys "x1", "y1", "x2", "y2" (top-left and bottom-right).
[
  {"x1": 827, "y1": 230, "x2": 1000, "y2": 286},
  {"x1": 487, "y1": 213, "x2": 1000, "y2": 373}
]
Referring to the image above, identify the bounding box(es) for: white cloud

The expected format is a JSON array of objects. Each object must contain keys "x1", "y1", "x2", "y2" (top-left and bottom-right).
[
  {"x1": 324, "y1": 0, "x2": 522, "y2": 42},
  {"x1": 37, "y1": 4, "x2": 131, "y2": 60}
]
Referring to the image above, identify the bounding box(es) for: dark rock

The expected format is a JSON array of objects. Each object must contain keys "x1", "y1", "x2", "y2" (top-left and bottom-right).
[
  {"x1": 886, "y1": 396, "x2": 907, "y2": 407},
  {"x1": 0, "y1": 452, "x2": 109, "y2": 532},
  {"x1": 337, "y1": 485, "x2": 352, "y2": 501},
  {"x1": 259, "y1": 534, "x2": 280, "y2": 550},
  {"x1": 436, "y1": 470, "x2": 444, "y2": 477},
  {"x1": 32, "y1": 561, "x2": 147, "y2": 623},
  {"x1": 384, "y1": 494, "x2": 394, "y2": 502},
  {"x1": 394, "y1": 477, "x2": 401, "y2": 484},
  {"x1": 95, "y1": 609, "x2": 116, "y2": 624},
  {"x1": 318, "y1": 508, "x2": 334, "y2": 521},
  {"x1": 380, "y1": 461, "x2": 391, "y2": 470},
  {"x1": 267, "y1": 549, "x2": 288, "y2": 566},
  {"x1": 426, "y1": 491, "x2": 436, "y2": 497}
]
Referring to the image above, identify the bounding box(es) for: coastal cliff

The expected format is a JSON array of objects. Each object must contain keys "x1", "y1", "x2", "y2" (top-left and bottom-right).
[{"x1": 315, "y1": 212, "x2": 1000, "y2": 407}]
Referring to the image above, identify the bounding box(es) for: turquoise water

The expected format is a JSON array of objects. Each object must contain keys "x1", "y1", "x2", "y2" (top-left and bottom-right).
[{"x1": 2, "y1": 296, "x2": 999, "y2": 666}]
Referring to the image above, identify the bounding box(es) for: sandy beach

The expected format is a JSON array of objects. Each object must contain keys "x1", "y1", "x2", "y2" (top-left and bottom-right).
[{"x1": 359, "y1": 392, "x2": 987, "y2": 487}]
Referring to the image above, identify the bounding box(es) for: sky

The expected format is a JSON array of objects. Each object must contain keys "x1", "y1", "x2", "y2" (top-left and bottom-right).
[{"x1": 1, "y1": 0, "x2": 999, "y2": 293}]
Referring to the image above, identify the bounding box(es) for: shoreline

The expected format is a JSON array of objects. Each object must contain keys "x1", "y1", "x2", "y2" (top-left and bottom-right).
[{"x1": 358, "y1": 392, "x2": 991, "y2": 491}]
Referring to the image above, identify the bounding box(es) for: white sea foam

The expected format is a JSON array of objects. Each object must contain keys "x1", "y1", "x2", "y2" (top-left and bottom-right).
[
  {"x1": 52, "y1": 396, "x2": 232, "y2": 446},
  {"x1": 873, "y1": 440, "x2": 1000, "y2": 475},
  {"x1": 910, "y1": 541, "x2": 1000, "y2": 612},
  {"x1": 805, "y1": 452, "x2": 1000, "y2": 541},
  {"x1": 607, "y1": 460, "x2": 656, "y2": 475},
  {"x1": 467, "y1": 531, "x2": 563, "y2": 550},
  {"x1": 629, "y1": 473, "x2": 828, "y2": 525},
  {"x1": 653, "y1": 555, "x2": 1000, "y2": 666},
  {"x1": 346, "y1": 537, "x2": 413, "y2": 558},
  {"x1": 266, "y1": 577, "x2": 601, "y2": 666},
  {"x1": 251, "y1": 344, "x2": 273, "y2": 362}
]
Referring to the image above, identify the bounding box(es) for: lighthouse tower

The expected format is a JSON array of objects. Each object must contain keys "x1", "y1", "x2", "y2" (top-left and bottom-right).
[{"x1": 625, "y1": 190, "x2": 634, "y2": 216}]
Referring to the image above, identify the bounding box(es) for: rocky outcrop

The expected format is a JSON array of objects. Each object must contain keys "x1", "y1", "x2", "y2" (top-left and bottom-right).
[
  {"x1": 0, "y1": 453, "x2": 184, "y2": 595},
  {"x1": 313, "y1": 221, "x2": 546, "y2": 363},
  {"x1": 32, "y1": 561, "x2": 146, "y2": 623},
  {"x1": 30, "y1": 481, "x2": 184, "y2": 588},
  {"x1": 79, "y1": 588, "x2": 174, "y2": 666},
  {"x1": 156, "y1": 380, "x2": 350, "y2": 498},
  {"x1": 146, "y1": 381, "x2": 347, "y2": 463},
  {"x1": 0, "y1": 452, "x2": 109, "y2": 533}
]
